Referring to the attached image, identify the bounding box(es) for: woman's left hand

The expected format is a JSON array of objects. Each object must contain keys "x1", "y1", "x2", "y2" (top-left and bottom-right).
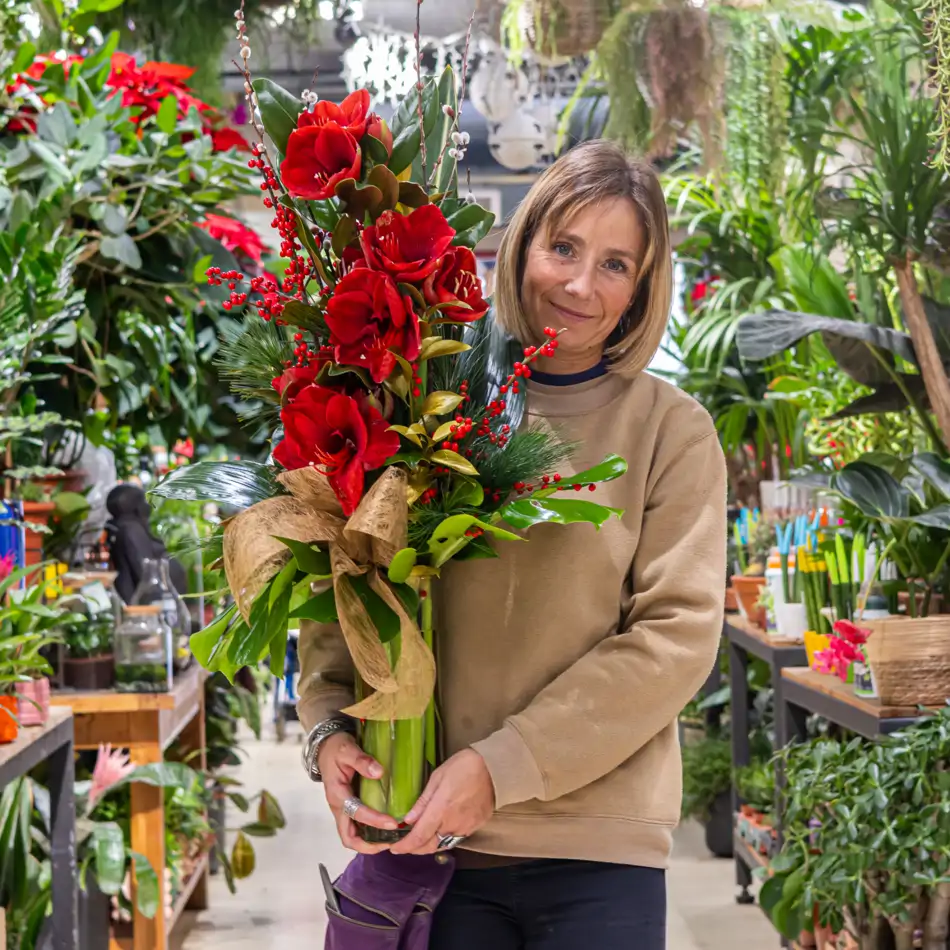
[{"x1": 390, "y1": 749, "x2": 495, "y2": 855}]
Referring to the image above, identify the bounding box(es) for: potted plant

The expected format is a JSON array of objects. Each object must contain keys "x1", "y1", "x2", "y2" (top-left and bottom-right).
[
  {"x1": 0, "y1": 566, "x2": 77, "y2": 736},
  {"x1": 682, "y1": 733, "x2": 734, "y2": 858},
  {"x1": 61, "y1": 613, "x2": 116, "y2": 692}
]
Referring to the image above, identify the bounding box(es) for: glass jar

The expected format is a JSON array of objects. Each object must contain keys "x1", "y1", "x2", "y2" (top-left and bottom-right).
[
  {"x1": 130, "y1": 558, "x2": 192, "y2": 672},
  {"x1": 114, "y1": 605, "x2": 172, "y2": 693}
]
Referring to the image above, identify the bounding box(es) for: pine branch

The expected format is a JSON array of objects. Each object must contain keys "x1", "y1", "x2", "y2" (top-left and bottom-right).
[
  {"x1": 473, "y1": 423, "x2": 577, "y2": 491},
  {"x1": 215, "y1": 316, "x2": 293, "y2": 427}
]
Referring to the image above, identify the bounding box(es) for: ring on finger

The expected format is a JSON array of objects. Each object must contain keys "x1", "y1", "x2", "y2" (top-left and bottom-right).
[
  {"x1": 436, "y1": 832, "x2": 466, "y2": 851},
  {"x1": 342, "y1": 797, "x2": 362, "y2": 820}
]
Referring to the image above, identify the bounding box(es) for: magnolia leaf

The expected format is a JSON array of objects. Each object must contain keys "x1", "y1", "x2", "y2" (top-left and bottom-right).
[
  {"x1": 431, "y1": 422, "x2": 456, "y2": 442},
  {"x1": 388, "y1": 548, "x2": 418, "y2": 585},
  {"x1": 398, "y1": 181, "x2": 429, "y2": 208},
  {"x1": 347, "y1": 575, "x2": 400, "y2": 643},
  {"x1": 367, "y1": 163, "x2": 400, "y2": 212},
  {"x1": 282, "y1": 299, "x2": 325, "y2": 332},
  {"x1": 290, "y1": 588, "x2": 338, "y2": 622},
  {"x1": 420, "y1": 338, "x2": 471, "y2": 360},
  {"x1": 447, "y1": 476, "x2": 484, "y2": 508},
  {"x1": 274, "y1": 537, "x2": 330, "y2": 576},
  {"x1": 150, "y1": 461, "x2": 281, "y2": 510},
  {"x1": 231, "y1": 831, "x2": 256, "y2": 879},
  {"x1": 443, "y1": 198, "x2": 496, "y2": 249},
  {"x1": 362, "y1": 133, "x2": 391, "y2": 164},
  {"x1": 331, "y1": 215, "x2": 360, "y2": 257},
  {"x1": 334, "y1": 175, "x2": 381, "y2": 219},
  {"x1": 389, "y1": 75, "x2": 440, "y2": 176},
  {"x1": 833, "y1": 461, "x2": 910, "y2": 520},
  {"x1": 499, "y1": 498, "x2": 625, "y2": 532},
  {"x1": 422, "y1": 391, "x2": 464, "y2": 416},
  {"x1": 430, "y1": 450, "x2": 478, "y2": 475},
  {"x1": 252, "y1": 78, "x2": 300, "y2": 155}
]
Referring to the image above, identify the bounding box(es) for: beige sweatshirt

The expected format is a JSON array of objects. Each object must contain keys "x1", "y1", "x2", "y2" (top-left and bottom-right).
[{"x1": 297, "y1": 369, "x2": 727, "y2": 868}]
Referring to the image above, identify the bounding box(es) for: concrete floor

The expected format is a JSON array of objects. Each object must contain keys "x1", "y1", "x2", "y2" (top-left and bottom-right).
[{"x1": 177, "y1": 716, "x2": 778, "y2": 950}]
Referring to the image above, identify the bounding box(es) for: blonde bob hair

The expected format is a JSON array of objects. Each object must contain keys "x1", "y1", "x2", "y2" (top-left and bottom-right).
[{"x1": 494, "y1": 140, "x2": 672, "y2": 378}]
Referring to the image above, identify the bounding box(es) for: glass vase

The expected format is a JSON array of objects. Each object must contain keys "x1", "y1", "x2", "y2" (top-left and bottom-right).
[
  {"x1": 357, "y1": 579, "x2": 437, "y2": 843},
  {"x1": 130, "y1": 557, "x2": 191, "y2": 671}
]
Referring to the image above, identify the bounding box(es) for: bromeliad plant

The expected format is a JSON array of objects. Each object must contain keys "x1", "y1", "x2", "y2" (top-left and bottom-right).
[{"x1": 150, "y1": 4, "x2": 628, "y2": 835}]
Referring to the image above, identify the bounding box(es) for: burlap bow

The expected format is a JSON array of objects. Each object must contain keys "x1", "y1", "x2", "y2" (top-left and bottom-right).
[{"x1": 221, "y1": 466, "x2": 435, "y2": 721}]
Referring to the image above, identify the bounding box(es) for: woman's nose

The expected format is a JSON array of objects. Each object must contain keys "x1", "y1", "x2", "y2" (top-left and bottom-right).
[{"x1": 563, "y1": 261, "x2": 596, "y2": 299}]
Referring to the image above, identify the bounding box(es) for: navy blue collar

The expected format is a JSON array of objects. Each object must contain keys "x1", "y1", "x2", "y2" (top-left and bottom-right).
[{"x1": 530, "y1": 359, "x2": 609, "y2": 387}]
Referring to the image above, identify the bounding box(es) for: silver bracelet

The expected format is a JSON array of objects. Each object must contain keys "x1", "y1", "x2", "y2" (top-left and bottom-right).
[{"x1": 301, "y1": 717, "x2": 357, "y2": 782}]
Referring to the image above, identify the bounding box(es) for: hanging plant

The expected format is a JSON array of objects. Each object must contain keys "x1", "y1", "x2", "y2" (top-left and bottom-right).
[
  {"x1": 598, "y1": 8, "x2": 652, "y2": 155},
  {"x1": 721, "y1": 9, "x2": 789, "y2": 190},
  {"x1": 922, "y1": 0, "x2": 950, "y2": 170}
]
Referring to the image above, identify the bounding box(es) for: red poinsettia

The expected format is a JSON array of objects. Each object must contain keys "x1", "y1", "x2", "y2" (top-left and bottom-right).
[
  {"x1": 271, "y1": 363, "x2": 323, "y2": 402},
  {"x1": 361, "y1": 205, "x2": 456, "y2": 284},
  {"x1": 422, "y1": 247, "x2": 488, "y2": 323},
  {"x1": 298, "y1": 89, "x2": 371, "y2": 139},
  {"x1": 209, "y1": 125, "x2": 250, "y2": 153},
  {"x1": 199, "y1": 214, "x2": 267, "y2": 264},
  {"x1": 273, "y1": 385, "x2": 399, "y2": 516},
  {"x1": 280, "y1": 122, "x2": 361, "y2": 201},
  {"x1": 325, "y1": 269, "x2": 421, "y2": 383},
  {"x1": 108, "y1": 52, "x2": 210, "y2": 121}
]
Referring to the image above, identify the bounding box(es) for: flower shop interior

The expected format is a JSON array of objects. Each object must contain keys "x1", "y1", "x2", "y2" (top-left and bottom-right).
[{"x1": 2, "y1": 0, "x2": 950, "y2": 949}]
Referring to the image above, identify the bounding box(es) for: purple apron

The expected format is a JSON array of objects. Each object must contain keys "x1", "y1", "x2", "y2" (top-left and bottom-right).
[{"x1": 322, "y1": 851, "x2": 455, "y2": 950}]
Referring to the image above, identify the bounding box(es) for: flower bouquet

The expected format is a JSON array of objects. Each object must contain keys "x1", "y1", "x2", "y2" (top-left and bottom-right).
[{"x1": 151, "y1": 4, "x2": 628, "y2": 838}]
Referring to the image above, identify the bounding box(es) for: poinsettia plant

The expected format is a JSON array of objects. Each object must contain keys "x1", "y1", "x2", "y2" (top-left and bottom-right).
[{"x1": 149, "y1": 3, "x2": 629, "y2": 834}]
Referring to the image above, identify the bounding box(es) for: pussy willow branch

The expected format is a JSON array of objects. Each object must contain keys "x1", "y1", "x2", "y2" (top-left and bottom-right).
[
  {"x1": 427, "y1": 12, "x2": 474, "y2": 192},
  {"x1": 415, "y1": 0, "x2": 427, "y2": 186}
]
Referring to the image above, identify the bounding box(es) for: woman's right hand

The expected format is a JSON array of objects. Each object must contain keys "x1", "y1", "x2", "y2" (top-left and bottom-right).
[{"x1": 318, "y1": 732, "x2": 400, "y2": 854}]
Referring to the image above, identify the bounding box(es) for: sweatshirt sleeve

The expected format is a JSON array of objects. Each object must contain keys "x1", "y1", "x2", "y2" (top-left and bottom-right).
[
  {"x1": 471, "y1": 425, "x2": 727, "y2": 808},
  {"x1": 295, "y1": 618, "x2": 356, "y2": 733}
]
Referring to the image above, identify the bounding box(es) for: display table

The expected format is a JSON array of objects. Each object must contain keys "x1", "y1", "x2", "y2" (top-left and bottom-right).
[
  {"x1": 724, "y1": 614, "x2": 807, "y2": 904},
  {"x1": 51, "y1": 665, "x2": 209, "y2": 950},
  {"x1": 0, "y1": 707, "x2": 76, "y2": 950}
]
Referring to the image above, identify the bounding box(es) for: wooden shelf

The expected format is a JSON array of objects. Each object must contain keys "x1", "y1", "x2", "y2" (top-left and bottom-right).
[
  {"x1": 725, "y1": 614, "x2": 809, "y2": 662},
  {"x1": 781, "y1": 667, "x2": 938, "y2": 738},
  {"x1": 0, "y1": 706, "x2": 73, "y2": 784}
]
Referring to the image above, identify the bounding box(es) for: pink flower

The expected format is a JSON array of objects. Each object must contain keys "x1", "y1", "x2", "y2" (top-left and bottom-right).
[
  {"x1": 832, "y1": 619, "x2": 870, "y2": 645},
  {"x1": 0, "y1": 552, "x2": 15, "y2": 580},
  {"x1": 89, "y1": 743, "x2": 135, "y2": 807}
]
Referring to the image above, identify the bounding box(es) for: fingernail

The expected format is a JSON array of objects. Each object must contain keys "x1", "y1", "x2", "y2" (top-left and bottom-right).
[{"x1": 369, "y1": 765, "x2": 382, "y2": 778}]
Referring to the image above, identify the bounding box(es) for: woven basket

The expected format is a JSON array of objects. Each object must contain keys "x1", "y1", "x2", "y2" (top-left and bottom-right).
[
  {"x1": 864, "y1": 615, "x2": 950, "y2": 706},
  {"x1": 521, "y1": 0, "x2": 612, "y2": 59}
]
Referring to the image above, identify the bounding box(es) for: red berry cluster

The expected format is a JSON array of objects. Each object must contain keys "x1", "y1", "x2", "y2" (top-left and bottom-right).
[
  {"x1": 411, "y1": 362, "x2": 423, "y2": 399},
  {"x1": 463, "y1": 526, "x2": 485, "y2": 539},
  {"x1": 205, "y1": 268, "x2": 251, "y2": 312},
  {"x1": 441, "y1": 415, "x2": 473, "y2": 452},
  {"x1": 419, "y1": 486, "x2": 439, "y2": 504}
]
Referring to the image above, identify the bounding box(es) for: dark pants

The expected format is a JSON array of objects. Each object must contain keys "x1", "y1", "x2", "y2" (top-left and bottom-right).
[{"x1": 429, "y1": 860, "x2": 666, "y2": 950}]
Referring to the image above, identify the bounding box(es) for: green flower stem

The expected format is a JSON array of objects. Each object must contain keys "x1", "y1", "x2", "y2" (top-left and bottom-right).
[
  {"x1": 421, "y1": 578, "x2": 437, "y2": 768},
  {"x1": 360, "y1": 719, "x2": 391, "y2": 815},
  {"x1": 389, "y1": 716, "x2": 425, "y2": 821}
]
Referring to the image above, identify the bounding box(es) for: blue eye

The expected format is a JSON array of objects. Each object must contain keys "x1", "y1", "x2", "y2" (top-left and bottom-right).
[
  {"x1": 553, "y1": 242, "x2": 572, "y2": 256},
  {"x1": 605, "y1": 259, "x2": 627, "y2": 273}
]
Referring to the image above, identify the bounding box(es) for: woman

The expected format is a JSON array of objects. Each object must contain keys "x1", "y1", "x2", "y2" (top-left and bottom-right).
[{"x1": 298, "y1": 140, "x2": 727, "y2": 949}]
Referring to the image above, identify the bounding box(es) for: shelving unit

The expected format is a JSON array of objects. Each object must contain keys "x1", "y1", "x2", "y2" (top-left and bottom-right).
[
  {"x1": 724, "y1": 615, "x2": 807, "y2": 904},
  {"x1": 0, "y1": 707, "x2": 76, "y2": 950},
  {"x1": 51, "y1": 665, "x2": 209, "y2": 950}
]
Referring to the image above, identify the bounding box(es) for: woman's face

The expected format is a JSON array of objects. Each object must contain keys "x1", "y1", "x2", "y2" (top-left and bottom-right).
[{"x1": 521, "y1": 198, "x2": 644, "y2": 372}]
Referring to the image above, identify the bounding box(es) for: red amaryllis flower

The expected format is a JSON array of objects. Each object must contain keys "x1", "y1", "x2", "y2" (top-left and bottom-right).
[
  {"x1": 198, "y1": 214, "x2": 267, "y2": 264},
  {"x1": 271, "y1": 363, "x2": 323, "y2": 402},
  {"x1": 280, "y1": 122, "x2": 361, "y2": 201},
  {"x1": 210, "y1": 125, "x2": 250, "y2": 153},
  {"x1": 325, "y1": 269, "x2": 421, "y2": 383},
  {"x1": 832, "y1": 619, "x2": 871, "y2": 645},
  {"x1": 422, "y1": 247, "x2": 488, "y2": 323},
  {"x1": 361, "y1": 205, "x2": 456, "y2": 284},
  {"x1": 365, "y1": 113, "x2": 393, "y2": 154},
  {"x1": 273, "y1": 385, "x2": 399, "y2": 516},
  {"x1": 339, "y1": 243, "x2": 368, "y2": 277},
  {"x1": 297, "y1": 89, "x2": 371, "y2": 139}
]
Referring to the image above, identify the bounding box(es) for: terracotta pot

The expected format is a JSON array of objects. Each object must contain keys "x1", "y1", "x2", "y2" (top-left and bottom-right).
[
  {"x1": 22, "y1": 501, "x2": 55, "y2": 569},
  {"x1": 814, "y1": 918, "x2": 834, "y2": 950},
  {"x1": 724, "y1": 587, "x2": 738, "y2": 612},
  {"x1": 732, "y1": 575, "x2": 767, "y2": 626},
  {"x1": 33, "y1": 471, "x2": 86, "y2": 494},
  {"x1": 16, "y1": 677, "x2": 50, "y2": 725},
  {"x1": 798, "y1": 930, "x2": 817, "y2": 949},
  {"x1": 63, "y1": 654, "x2": 115, "y2": 691},
  {"x1": 897, "y1": 587, "x2": 943, "y2": 616},
  {"x1": 0, "y1": 694, "x2": 19, "y2": 743}
]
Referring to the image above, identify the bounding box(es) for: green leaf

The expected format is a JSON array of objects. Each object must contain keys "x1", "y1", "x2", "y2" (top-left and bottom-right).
[
  {"x1": 444, "y1": 199, "x2": 496, "y2": 249},
  {"x1": 911, "y1": 453, "x2": 950, "y2": 500},
  {"x1": 427, "y1": 514, "x2": 522, "y2": 568},
  {"x1": 156, "y1": 94, "x2": 178, "y2": 135},
  {"x1": 565, "y1": 454, "x2": 627, "y2": 487},
  {"x1": 11, "y1": 41, "x2": 36, "y2": 76},
  {"x1": 252, "y1": 78, "x2": 301, "y2": 156},
  {"x1": 910, "y1": 504, "x2": 950, "y2": 530},
  {"x1": 274, "y1": 537, "x2": 331, "y2": 576},
  {"x1": 100, "y1": 234, "x2": 142, "y2": 270},
  {"x1": 389, "y1": 75, "x2": 439, "y2": 176},
  {"x1": 363, "y1": 133, "x2": 391, "y2": 164},
  {"x1": 419, "y1": 338, "x2": 471, "y2": 360},
  {"x1": 190, "y1": 605, "x2": 237, "y2": 671},
  {"x1": 149, "y1": 461, "x2": 282, "y2": 510},
  {"x1": 289, "y1": 588, "x2": 337, "y2": 622},
  {"x1": 430, "y1": 450, "x2": 478, "y2": 476},
  {"x1": 231, "y1": 831, "x2": 256, "y2": 878},
  {"x1": 239, "y1": 821, "x2": 278, "y2": 838},
  {"x1": 130, "y1": 852, "x2": 159, "y2": 918},
  {"x1": 347, "y1": 575, "x2": 400, "y2": 643},
  {"x1": 421, "y1": 390, "x2": 464, "y2": 416},
  {"x1": 257, "y1": 790, "x2": 286, "y2": 829},
  {"x1": 282, "y1": 299, "x2": 326, "y2": 332},
  {"x1": 499, "y1": 498, "x2": 625, "y2": 531},
  {"x1": 388, "y1": 548, "x2": 418, "y2": 585},
  {"x1": 89, "y1": 823, "x2": 126, "y2": 894},
  {"x1": 834, "y1": 461, "x2": 910, "y2": 520}
]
